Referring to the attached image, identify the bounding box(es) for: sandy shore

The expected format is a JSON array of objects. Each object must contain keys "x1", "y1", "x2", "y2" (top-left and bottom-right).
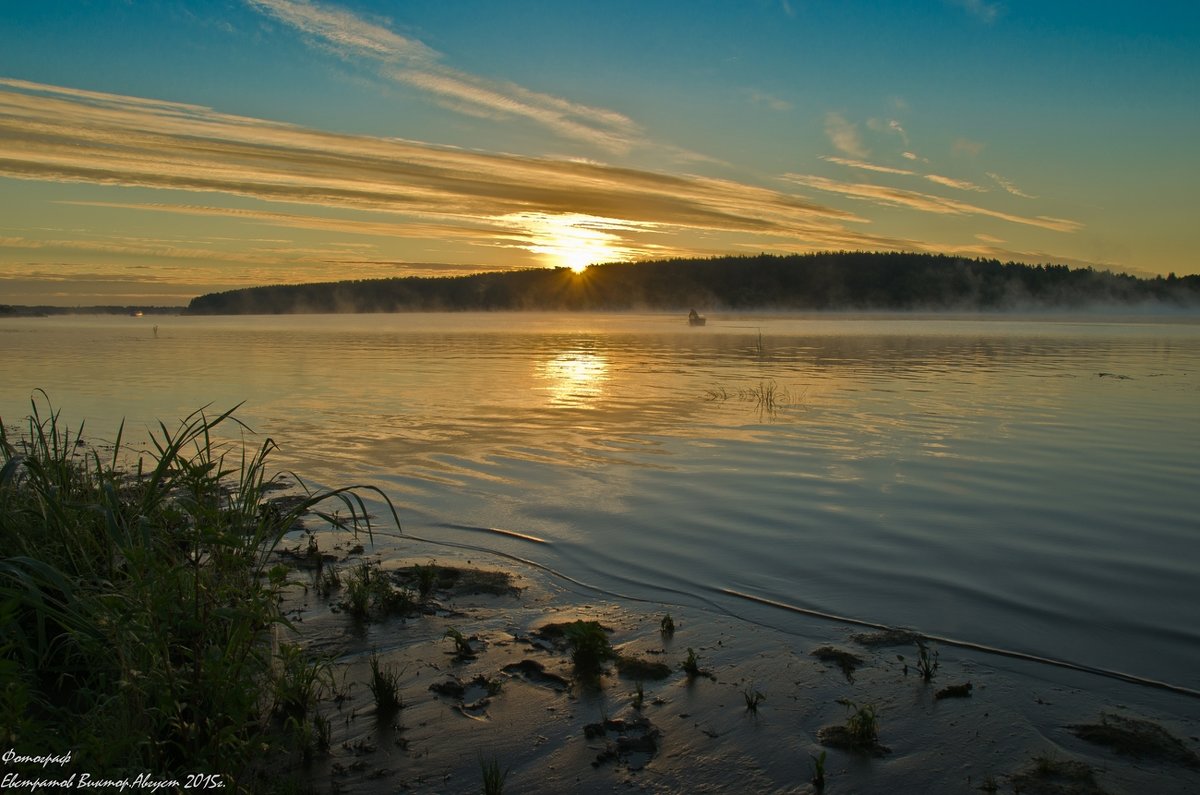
[{"x1": 268, "y1": 534, "x2": 1200, "y2": 794}]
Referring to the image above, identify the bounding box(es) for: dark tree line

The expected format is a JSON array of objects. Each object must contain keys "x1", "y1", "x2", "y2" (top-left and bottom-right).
[{"x1": 184, "y1": 252, "x2": 1200, "y2": 315}]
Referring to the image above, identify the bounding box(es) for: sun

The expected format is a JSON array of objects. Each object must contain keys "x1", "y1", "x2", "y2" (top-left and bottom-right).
[{"x1": 502, "y1": 212, "x2": 633, "y2": 272}]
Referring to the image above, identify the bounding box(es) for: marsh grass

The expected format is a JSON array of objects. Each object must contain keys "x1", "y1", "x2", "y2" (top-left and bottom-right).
[
  {"x1": 480, "y1": 755, "x2": 509, "y2": 795},
  {"x1": 343, "y1": 561, "x2": 415, "y2": 620},
  {"x1": 0, "y1": 394, "x2": 399, "y2": 781},
  {"x1": 704, "y1": 380, "x2": 802, "y2": 416},
  {"x1": 368, "y1": 653, "x2": 403, "y2": 716}
]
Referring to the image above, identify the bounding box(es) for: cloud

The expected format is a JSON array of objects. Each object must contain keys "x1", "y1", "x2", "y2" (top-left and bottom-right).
[
  {"x1": 824, "y1": 112, "x2": 869, "y2": 159},
  {"x1": 924, "y1": 173, "x2": 988, "y2": 192},
  {"x1": 781, "y1": 173, "x2": 1082, "y2": 233},
  {"x1": 1, "y1": 78, "x2": 895, "y2": 275},
  {"x1": 987, "y1": 171, "x2": 1037, "y2": 199},
  {"x1": 246, "y1": 0, "x2": 641, "y2": 153},
  {"x1": 821, "y1": 156, "x2": 915, "y2": 176},
  {"x1": 948, "y1": 0, "x2": 1001, "y2": 24}
]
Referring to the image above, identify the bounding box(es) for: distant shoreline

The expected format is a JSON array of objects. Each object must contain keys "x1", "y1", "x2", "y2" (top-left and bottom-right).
[{"x1": 0, "y1": 304, "x2": 183, "y2": 317}]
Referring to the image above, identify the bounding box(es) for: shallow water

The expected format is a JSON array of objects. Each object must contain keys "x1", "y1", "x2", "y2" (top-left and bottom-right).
[{"x1": 3, "y1": 311, "x2": 1198, "y2": 691}]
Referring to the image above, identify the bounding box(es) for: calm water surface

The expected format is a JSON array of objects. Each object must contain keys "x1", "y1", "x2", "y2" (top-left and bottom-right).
[{"x1": 3, "y1": 312, "x2": 1198, "y2": 690}]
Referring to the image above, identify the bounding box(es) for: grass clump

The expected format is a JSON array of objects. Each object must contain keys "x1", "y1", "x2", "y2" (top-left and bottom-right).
[
  {"x1": 0, "y1": 395, "x2": 399, "y2": 781},
  {"x1": 343, "y1": 561, "x2": 414, "y2": 620},
  {"x1": 743, "y1": 687, "x2": 766, "y2": 713},
  {"x1": 818, "y1": 700, "x2": 889, "y2": 756},
  {"x1": 563, "y1": 620, "x2": 614, "y2": 673},
  {"x1": 368, "y1": 653, "x2": 403, "y2": 716},
  {"x1": 811, "y1": 750, "x2": 827, "y2": 791},
  {"x1": 480, "y1": 755, "x2": 510, "y2": 795},
  {"x1": 272, "y1": 643, "x2": 332, "y2": 719},
  {"x1": 444, "y1": 627, "x2": 477, "y2": 660}
]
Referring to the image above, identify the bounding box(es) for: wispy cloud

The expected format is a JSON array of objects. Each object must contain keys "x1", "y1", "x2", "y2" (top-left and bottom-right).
[
  {"x1": 245, "y1": 0, "x2": 642, "y2": 153},
  {"x1": 822, "y1": 156, "x2": 988, "y2": 193},
  {"x1": 948, "y1": 0, "x2": 1001, "y2": 24},
  {"x1": 824, "y1": 112, "x2": 869, "y2": 159},
  {"x1": 924, "y1": 173, "x2": 988, "y2": 192},
  {"x1": 782, "y1": 173, "x2": 1082, "y2": 233},
  {"x1": 821, "y1": 156, "x2": 915, "y2": 176},
  {"x1": 987, "y1": 171, "x2": 1037, "y2": 199},
  {"x1": 0, "y1": 78, "x2": 885, "y2": 275}
]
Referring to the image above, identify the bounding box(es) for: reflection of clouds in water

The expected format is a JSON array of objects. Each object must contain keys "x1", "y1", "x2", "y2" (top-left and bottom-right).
[{"x1": 540, "y1": 351, "x2": 608, "y2": 407}]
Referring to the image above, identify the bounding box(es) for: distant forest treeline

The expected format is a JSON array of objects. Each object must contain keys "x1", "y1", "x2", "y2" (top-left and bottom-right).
[{"x1": 184, "y1": 253, "x2": 1200, "y2": 315}]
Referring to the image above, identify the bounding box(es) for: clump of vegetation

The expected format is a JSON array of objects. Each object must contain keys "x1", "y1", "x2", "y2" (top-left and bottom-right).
[
  {"x1": 660, "y1": 613, "x2": 675, "y2": 637},
  {"x1": 680, "y1": 647, "x2": 711, "y2": 679},
  {"x1": 818, "y1": 700, "x2": 889, "y2": 756},
  {"x1": 563, "y1": 620, "x2": 614, "y2": 673},
  {"x1": 343, "y1": 561, "x2": 415, "y2": 620},
  {"x1": 480, "y1": 755, "x2": 510, "y2": 795},
  {"x1": 272, "y1": 644, "x2": 333, "y2": 720},
  {"x1": 444, "y1": 627, "x2": 477, "y2": 660},
  {"x1": 632, "y1": 681, "x2": 645, "y2": 710},
  {"x1": 743, "y1": 687, "x2": 766, "y2": 714},
  {"x1": 0, "y1": 395, "x2": 398, "y2": 780},
  {"x1": 368, "y1": 653, "x2": 403, "y2": 716},
  {"x1": 704, "y1": 380, "x2": 797, "y2": 415},
  {"x1": 915, "y1": 639, "x2": 940, "y2": 681},
  {"x1": 811, "y1": 750, "x2": 827, "y2": 791}
]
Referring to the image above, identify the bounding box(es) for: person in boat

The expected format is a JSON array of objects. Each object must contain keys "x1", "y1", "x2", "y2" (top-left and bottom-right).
[{"x1": 688, "y1": 308, "x2": 700, "y2": 322}]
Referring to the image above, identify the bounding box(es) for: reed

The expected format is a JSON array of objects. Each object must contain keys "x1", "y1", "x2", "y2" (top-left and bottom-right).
[{"x1": 0, "y1": 394, "x2": 399, "y2": 783}]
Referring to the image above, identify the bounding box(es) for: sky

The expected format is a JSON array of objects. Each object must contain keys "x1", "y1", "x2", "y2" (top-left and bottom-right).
[{"x1": 1, "y1": 1, "x2": 1197, "y2": 305}]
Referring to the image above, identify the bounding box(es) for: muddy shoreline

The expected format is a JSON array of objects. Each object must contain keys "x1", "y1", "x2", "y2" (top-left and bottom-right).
[{"x1": 264, "y1": 531, "x2": 1200, "y2": 794}]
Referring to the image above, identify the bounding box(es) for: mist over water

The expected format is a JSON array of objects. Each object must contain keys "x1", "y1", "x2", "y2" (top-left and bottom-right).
[{"x1": 4, "y1": 311, "x2": 1198, "y2": 690}]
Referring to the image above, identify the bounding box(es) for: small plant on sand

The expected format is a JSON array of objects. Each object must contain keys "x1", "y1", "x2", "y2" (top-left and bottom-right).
[
  {"x1": 344, "y1": 561, "x2": 377, "y2": 618},
  {"x1": 480, "y1": 755, "x2": 509, "y2": 795},
  {"x1": 368, "y1": 654, "x2": 403, "y2": 716},
  {"x1": 316, "y1": 562, "x2": 341, "y2": 598},
  {"x1": 660, "y1": 613, "x2": 675, "y2": 637},
  {"x1": 444, "y1": 627, "x2": 476, "y2": 659},
  {"x1": 811, "y1": 750, "x2": 827, "y2": 791},
  {"x1": 916, "y1": 639, "x2": 940, "y2": 681},
  {"x1": 632, "y1": 681, "x2": 645, "y2": 710},
  {"x1": 841, "y1": 699, "x2": 879, "y2": 746},
  {"x1": 681, "y1": 647, "x2": 701, "y2": 678},
  {"x1": 564, "y1": 620, "x2": 614, "y2": 673},
  {"x1": 743, "y1": 687, "x2": 766, "y2": 714},
  {"x1": 413, "y1": 562, "x2": 439, "y2": 601}
]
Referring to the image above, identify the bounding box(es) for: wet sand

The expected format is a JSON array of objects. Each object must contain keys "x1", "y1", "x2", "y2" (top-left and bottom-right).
[{"x1": 270, "y1": 538, "x2": 1200, "y2": 794}]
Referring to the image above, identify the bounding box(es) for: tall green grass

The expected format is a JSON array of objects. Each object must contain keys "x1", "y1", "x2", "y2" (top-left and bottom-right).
[{"x1": 0, "y1": 394, "x2": 399, "y2": 787}]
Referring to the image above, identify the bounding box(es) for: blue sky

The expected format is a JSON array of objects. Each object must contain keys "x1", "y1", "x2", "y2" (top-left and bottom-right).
[{"x1": 1, "y1": 1, "x2": 1197, "y2": 304}]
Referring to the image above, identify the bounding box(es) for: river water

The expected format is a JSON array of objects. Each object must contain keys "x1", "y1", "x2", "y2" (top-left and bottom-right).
[{"x1": 3, "y1": 311, "x2": 1198, "y2": 692}]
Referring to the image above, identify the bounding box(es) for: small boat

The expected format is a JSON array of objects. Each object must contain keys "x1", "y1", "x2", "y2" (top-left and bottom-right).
[
  {"x1": 130, "y1": 310, "x2": 144, "y2": 317},
  {"x1": 687, "y1": 309, "x2": 706, "y2": 326}
]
